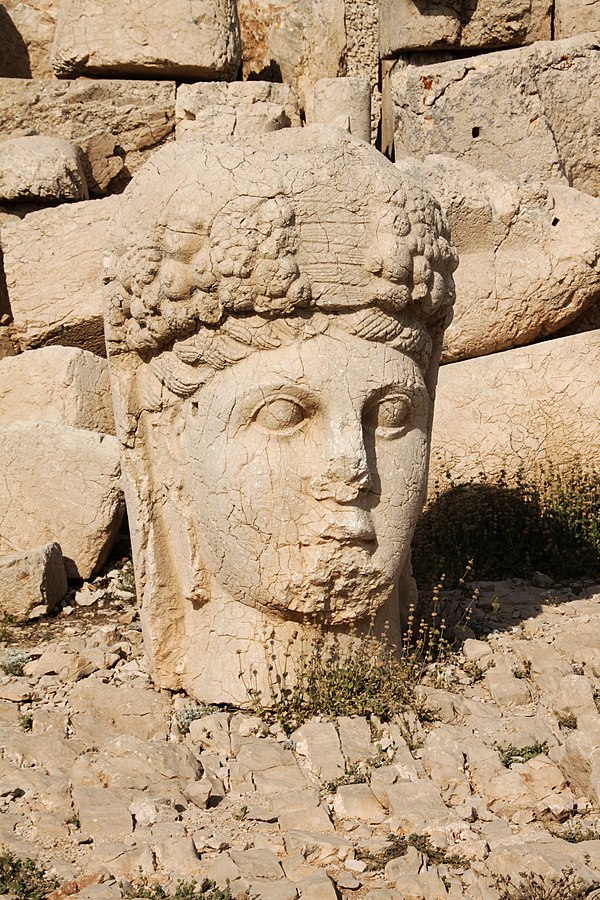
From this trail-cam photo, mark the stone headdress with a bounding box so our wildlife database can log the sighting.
[104,127,458,401]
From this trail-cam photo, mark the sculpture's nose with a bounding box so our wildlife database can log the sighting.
[309,418,372,503]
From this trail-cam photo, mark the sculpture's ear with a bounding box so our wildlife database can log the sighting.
[116,365,212,691]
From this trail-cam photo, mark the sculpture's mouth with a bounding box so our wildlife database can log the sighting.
[312,510,377,544]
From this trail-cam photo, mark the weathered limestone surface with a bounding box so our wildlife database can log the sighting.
[238,0,346,107]
[380,0,551,56]
[51,0,240,80]
[0,79,175,195]
[0,0,58,77]
[0,346,115,434]
[104,128,457,704]
[175,82,301,141]
[0,422,123,579]
[430,331,600,486]
[308,76,371,143]
[555,0,600,37]
[2,196,118,355]
[396,155,600,362]
[0,136,87,203]
[0,542,67,621]
[391,34,600,196]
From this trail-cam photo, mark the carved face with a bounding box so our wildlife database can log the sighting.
[178,329,431,624]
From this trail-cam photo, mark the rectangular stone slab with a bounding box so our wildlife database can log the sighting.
[51,0,240,80]
[0,79,175,194]
[390,34,600,196]
[2,196,118,355]
[380,0,551,56]
[0,422,123,579]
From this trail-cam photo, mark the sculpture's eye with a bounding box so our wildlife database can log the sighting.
[374,394,412,431]
[254,397,306,433]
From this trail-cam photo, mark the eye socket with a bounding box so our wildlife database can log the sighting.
[373,394,412,431]
[253,397,306,433]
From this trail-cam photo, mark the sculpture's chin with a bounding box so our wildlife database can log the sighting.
[222,541,400,625]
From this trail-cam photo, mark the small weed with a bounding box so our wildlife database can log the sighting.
[323,763,369,794]
[18,713,33,731]
[65,814,81,829]
[175,705,218,736]
[573,662,586,676]
[360,833,408,870]
[558,713,578,730]
[359,833,468,871]
[557,825,600,843]
[124,878,241,899]
[0,847,59,900]
[513,660,532,680]
[1,649,30,676]
[462,658,494,683]
[234,805,248,821]
[115,558,136,597]
[243,576,461,734]
[407,833,468,868]
[494,866,599,899]
[593,688,600,714]
[498,741,549,768]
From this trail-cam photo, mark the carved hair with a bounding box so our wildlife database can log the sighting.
[104,130,458,395]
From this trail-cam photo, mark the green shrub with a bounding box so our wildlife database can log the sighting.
[243,602,450,734]
[0,847,59,900]
[412,461,600,587]
[494,867,599,899]
[0,649,30,676]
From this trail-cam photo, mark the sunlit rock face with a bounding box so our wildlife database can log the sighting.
[103,127,457,705]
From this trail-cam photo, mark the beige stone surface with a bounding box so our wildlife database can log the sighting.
[104,127,457,704]
[308,76,371,143]
[0,136,87,203]
[2,196,118,355]
[0,542,67,621]
[0,79,175,196]
[391,34,600,196]
[238,0,345,108]
[555,0,600,38]
[0,0,57,77]
[380,0,551,56]
[0,346,114,434]
[175,82,301,141]
[0,422,123,579]
[430,331,600,487]
[396,154,600,362]
[51,0,240,79]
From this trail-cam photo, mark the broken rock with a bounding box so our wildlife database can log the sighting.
[0,542,67,621]
[0,136,87,202]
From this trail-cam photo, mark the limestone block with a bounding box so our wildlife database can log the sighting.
[0,347,115,434]
[380,0,551,56]
[308,76,371,143]
[51,0,240,79]
[0,542,67,621]
[2,196,118,355]
[0,0,57,78]
[430,331,600,486]
[0,79,175,196]
[396,155,600,362]
[0,422,123,579]
[175,82,301,141]
[555,0,600,38]
[391,35,600,196]
[0,136,87,203]
[237,0,345,108]
[291,721,345,782]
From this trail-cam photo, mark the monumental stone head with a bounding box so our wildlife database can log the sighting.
[104,127,457,703]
